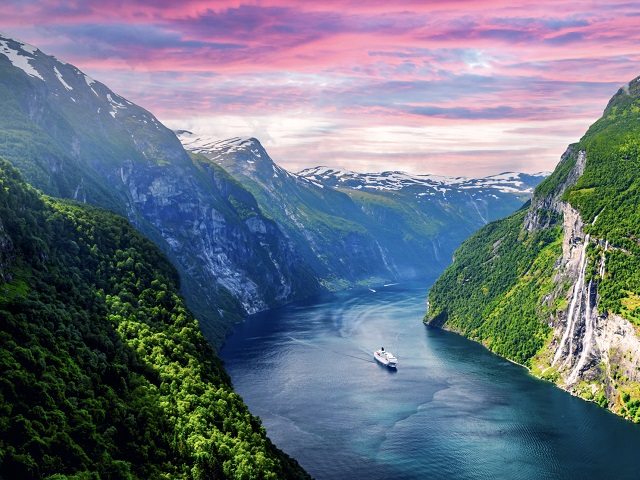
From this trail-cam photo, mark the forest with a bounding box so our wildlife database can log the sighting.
[425,80,640,421]
[0,159,309,479]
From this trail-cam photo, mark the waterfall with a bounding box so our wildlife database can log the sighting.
[567,280,595,383]
[552,236,589,366]
[599,241,608,278]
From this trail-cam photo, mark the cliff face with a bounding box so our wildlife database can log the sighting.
[529,152,640,413]
[178,133,545,289]
[427,76,640,420]
[0,33,322,345]
[119,156,317,317]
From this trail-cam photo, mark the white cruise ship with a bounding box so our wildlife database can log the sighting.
[374,347,397,368]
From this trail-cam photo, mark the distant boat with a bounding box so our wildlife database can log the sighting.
[374,347,397,368]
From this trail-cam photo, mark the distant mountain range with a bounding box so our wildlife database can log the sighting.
[298,166,548,196]
[178,131,546,288]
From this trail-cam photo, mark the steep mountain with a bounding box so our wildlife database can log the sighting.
[0,33,321,345]
[0,159,309,479]
[178,132,546,289]
[426,75,640,421]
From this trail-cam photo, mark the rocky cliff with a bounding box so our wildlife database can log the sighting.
[178,132,545,290]
[426,76,640,421]
[0,33,321,345]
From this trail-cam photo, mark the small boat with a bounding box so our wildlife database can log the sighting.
[374,347,397,368]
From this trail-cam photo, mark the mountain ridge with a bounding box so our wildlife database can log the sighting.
[426,75,640,421]
[177,130,546,289]
[298,165,550,193]
[178,130,549,194]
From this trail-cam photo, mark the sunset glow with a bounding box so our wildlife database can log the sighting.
[3,1,640,175]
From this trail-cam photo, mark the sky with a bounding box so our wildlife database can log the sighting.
[2,1,640,177]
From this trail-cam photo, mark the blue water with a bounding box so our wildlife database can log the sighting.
[220,281,640,479]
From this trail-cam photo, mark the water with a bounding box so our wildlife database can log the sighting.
[220,281,640,479]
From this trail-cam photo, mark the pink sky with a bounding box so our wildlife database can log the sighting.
[2,1,640,176]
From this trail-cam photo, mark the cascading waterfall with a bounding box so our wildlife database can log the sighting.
[567,279,595,384]
[552,236,589,367]
[599,241,608,278]
[562,211,603,382]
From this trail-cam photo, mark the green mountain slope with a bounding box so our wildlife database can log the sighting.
[0,33,322,347]
[426,76,640,420]
[0,159,309,478]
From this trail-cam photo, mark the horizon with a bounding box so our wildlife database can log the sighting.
[2,1,640,176]
[177,130,553,178]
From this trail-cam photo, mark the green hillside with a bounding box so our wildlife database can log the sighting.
[426,208,562,365]
[425,76,640,419]
[568,79,640,321]
[0,159,309,479]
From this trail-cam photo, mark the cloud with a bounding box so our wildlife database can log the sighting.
[544,31,586,46]
[1,1,640,176]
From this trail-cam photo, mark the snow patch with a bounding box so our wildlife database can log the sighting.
[84,74,100,97]
[177,132,259,157]
[54,66,73,90]
[106,93,128,118]
[0,38,43,80]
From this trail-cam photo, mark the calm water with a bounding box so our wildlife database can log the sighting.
[220,281,640,479]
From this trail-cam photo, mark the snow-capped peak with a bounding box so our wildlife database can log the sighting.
[0,33,43,80]
[177,131,258,156]
[298,167,547,196]
[176,132,289,177]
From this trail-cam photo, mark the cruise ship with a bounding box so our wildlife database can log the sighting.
[374,347,397,368]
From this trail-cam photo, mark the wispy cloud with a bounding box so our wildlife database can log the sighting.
[1,1,640,175]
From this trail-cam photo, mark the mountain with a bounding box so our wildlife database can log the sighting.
[178,131,546,288]
[0,159,309,478]
[0,33,322,346]
[298,166,546,200]
[0,31,546,345]
[426,75,640,421]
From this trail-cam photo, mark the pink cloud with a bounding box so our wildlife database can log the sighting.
[1,1,640,175]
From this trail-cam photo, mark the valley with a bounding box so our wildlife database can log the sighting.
[3,26,640,479]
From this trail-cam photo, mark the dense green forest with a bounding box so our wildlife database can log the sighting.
[425,77,640,419]
[0,159,309,479]
[426,208,562,365]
